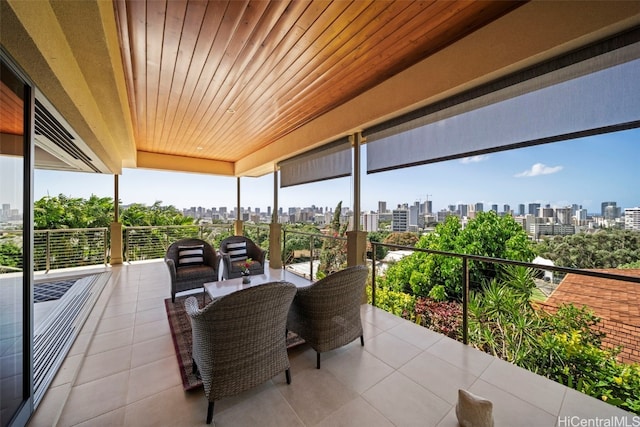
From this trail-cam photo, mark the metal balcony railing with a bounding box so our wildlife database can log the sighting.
[123,224,234,262]
[281,229,347,280]
[33,228,109,272]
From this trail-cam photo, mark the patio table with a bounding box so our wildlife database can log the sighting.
[204,265,312,300]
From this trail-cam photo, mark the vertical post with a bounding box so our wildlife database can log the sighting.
[234,177,243,235]
[114,174,119,223]
[109,174,123,264]
[123,228,128,262]
[45,230,50,272]
[282,229,287,268]
[371,242,377,306]
[272,165,278,224]
[103,229,108,265]
[309,235,314,280]
[352,133,361,232]
[269,166,282,268]
[347,133,367,266]
[462,256,469,345]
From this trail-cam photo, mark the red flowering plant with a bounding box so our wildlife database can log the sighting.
[242,258,252,275]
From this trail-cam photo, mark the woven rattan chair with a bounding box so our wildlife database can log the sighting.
[219,236,266,279]
[165,238,219,302]
[185,281,297,424]
[287,265,369,369]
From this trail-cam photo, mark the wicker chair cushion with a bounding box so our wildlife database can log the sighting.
[226,241,247,261]
[177,245,205,267]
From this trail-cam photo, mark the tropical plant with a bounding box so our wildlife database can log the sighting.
[318,201,348,276]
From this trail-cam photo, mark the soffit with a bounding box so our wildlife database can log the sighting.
[114,0,522,167]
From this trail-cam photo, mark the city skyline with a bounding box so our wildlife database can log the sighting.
[2,128,637,214]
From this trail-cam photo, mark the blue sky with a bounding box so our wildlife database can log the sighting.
[11,127,638,214]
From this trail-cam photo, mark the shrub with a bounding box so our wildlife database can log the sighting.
[428,285,447,301]
[367,286,416,321]
[415,297,461,339]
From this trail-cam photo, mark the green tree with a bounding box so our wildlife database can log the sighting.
[382,231,419,247]
[537,229,640,269]
[120,201,193,226]
[282,223,322,264]
[0,240,22,269]
[380,212,535,299]
[367,231,390,261]
[318,201,347,276]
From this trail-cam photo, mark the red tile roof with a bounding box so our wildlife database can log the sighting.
[542,269,640,364]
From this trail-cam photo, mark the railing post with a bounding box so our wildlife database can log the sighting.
[309,235,314,280]
[104,229,108,265]
[371,242,377,307]
[45,230,51,272]
[282,229,287,268]
[124,228,129,262]
[462,256,469,345]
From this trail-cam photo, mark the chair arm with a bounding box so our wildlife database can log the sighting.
[256,248,267,265]
[184,296,202,318]
[165,258,177,283]
[220,253,233,271]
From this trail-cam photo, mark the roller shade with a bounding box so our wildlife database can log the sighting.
[279,137,352,188]
[366,31,640,174]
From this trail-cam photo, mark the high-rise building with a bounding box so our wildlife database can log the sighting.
[575,208,588,225]
[458,204,468,217]
[528,203,541,215]
[423,200,433,215]
[392,208,409,232]
[503,204,511,214]
[601,201,617,217]
[378,201,387,213]
[409,203,423,228]
[625,207,640,231]
[475,202,484,213]
[604,205,621,220]
[540,207,555,219]
[491,204,498,213]
[555,207,573,225]
[362,212,379,232]
[518,204,525,216]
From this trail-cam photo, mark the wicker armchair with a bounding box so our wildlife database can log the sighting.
[165,238,219,302]
[185,281,297,424]
[219,236,266,279]
[287,265,369,369]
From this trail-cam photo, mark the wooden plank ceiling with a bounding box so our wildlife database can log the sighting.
[114,0,522,165]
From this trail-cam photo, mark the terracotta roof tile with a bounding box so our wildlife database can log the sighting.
[544,269,640,364]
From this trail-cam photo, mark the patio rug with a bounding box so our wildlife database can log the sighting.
[164,294,305,391]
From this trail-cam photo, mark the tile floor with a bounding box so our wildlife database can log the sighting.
[28,260,637,426]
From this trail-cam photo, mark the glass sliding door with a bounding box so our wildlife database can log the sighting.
[0,56,33,426]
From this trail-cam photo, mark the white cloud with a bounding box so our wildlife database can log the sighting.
[460,155,490,164]
[515,163,563,178]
